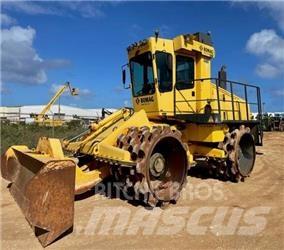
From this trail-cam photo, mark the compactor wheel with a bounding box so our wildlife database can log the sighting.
[115,126,188,207]
[217,125,256,182]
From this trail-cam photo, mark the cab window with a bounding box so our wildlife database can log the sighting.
[176,56,194,90]
[130,52,155,97]
[156,52,173,92]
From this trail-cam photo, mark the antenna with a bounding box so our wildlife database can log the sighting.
[155,29,159,41]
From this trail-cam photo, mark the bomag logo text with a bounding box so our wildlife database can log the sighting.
[204,47,214,55]
[199,45,214,56]
[136,96,154,105]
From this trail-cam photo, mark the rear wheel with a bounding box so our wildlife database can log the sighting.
[218,125,256,182]
[237,132,255,177]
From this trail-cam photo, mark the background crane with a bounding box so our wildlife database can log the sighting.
[31,82,78,126]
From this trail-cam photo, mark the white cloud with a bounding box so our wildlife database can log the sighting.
[233,1,284,32]
[255,64,281,79]
[50,84,91,97]
[1,25,70,85]
[0,82,10,94]
[3,1,105,19]
[2,25,35,44]
[246,29,284,79]
[273,89,284,97]
[80,88,91,96]
[3,2,62,16]
[60,2,105,18]
[129,23,171,40]
[1,13,16,26]
[246,29,284,63]
[43,59,71,69]
[124,100,130,107]
[114,86,124,93]
[257,1,284,32]
[159,24,171,36]
[50,84,68,95]
[1,26,46,84]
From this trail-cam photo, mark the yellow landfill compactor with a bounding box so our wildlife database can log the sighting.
[1,32,263,246]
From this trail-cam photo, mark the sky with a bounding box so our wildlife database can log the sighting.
[1,1,284,112]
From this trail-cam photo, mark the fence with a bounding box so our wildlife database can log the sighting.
[0,111,100,125]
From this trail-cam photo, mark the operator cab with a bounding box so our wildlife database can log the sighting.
[125,32,215,120]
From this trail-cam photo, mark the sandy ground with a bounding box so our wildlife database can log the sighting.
[1,132,284,250]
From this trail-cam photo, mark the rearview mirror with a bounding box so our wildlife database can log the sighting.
[121,63,130,89]
[122,69,126,85]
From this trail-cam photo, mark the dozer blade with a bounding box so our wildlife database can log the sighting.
[1,146,76,247]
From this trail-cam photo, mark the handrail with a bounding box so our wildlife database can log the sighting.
[173,77,262,124]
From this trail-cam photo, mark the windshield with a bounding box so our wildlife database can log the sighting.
[130,52,155,97]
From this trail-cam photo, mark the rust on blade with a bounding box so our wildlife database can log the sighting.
[1,147,76,247]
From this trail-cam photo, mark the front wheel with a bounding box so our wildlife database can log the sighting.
[116,126,188,207]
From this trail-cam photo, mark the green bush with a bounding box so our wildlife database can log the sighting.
[0,122,86,154]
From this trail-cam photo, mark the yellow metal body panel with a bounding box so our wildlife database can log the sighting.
[175,80,250,121]
[173,34,215,58]
[65,108,154,164]
[182,124,229,143]
[36,137,65,159]
[75,165,110,194]
[65,109,131,152]
[130,38,175,118]
[188,144,226,159]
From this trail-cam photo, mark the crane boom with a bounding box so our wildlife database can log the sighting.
[35,82,77,122]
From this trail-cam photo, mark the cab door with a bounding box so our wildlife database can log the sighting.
[154,51,174,116]
[174,55,197,116]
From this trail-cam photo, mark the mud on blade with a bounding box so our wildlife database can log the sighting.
[1,146,76,247]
